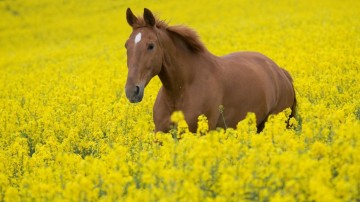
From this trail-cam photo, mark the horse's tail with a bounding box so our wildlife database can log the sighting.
[290,94,297,119]
[281,68,297,119]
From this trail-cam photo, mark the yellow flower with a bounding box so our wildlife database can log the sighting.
[310,141,329,160]
[170,111,189,138]
[197,114,209,135]
[4,187,20,202]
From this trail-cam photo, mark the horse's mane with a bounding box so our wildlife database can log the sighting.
[166,25,206,53]
[133,16,206,53]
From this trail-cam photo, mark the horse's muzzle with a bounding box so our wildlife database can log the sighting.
[125,85,144,103]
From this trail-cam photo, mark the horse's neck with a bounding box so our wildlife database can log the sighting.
[158,50,191,94]
[158,47,211,96]
[157,30,216,95]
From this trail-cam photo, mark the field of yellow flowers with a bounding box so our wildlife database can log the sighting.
[1,0,360,201]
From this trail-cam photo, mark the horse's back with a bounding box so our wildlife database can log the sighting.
[218,52,295,126]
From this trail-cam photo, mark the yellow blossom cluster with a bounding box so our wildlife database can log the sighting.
[1,0,359,201]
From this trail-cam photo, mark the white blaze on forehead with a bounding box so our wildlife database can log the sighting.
[134,32,142,45]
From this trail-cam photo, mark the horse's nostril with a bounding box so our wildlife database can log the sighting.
[135,85,140,95]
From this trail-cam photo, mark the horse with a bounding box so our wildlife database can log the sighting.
[124,8,296,133]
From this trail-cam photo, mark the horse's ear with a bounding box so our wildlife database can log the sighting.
[143,8,156,27]
[126,8,137,27]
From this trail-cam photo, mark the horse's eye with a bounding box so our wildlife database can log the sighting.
[148,43,154,50]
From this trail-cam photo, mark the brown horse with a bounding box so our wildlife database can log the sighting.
[124,8,296,133]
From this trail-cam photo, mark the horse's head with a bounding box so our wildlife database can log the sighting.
[124,8,164,103]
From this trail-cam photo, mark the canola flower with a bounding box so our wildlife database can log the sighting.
[0,0,360,201]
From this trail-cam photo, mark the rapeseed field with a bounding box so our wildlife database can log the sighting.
[1,0,359,201]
